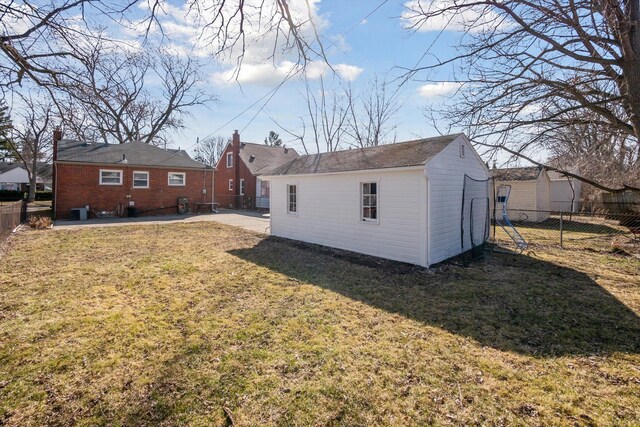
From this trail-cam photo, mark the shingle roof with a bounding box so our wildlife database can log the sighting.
[491,166,543,181]
[56,140,208,169]
[261,134,462,176]
[239,143,300,175]
[0,162,20,174]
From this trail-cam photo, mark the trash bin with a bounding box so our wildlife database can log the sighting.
[70,208,88,221]
[127,207,139,217]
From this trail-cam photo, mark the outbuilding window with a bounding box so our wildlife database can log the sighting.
[226,152,233,168]
[133,171,149,188]
[99,169,122,185]
[361,182,378,222]
[168,172,186,186]
[287,184,297,214]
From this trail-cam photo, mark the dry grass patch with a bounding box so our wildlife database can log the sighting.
[0,222,639,426]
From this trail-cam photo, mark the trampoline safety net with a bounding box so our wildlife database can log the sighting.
[460,175,491,263]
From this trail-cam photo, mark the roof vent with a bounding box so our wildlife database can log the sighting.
[240,142,246,149]
[121,154,128,164]
[84,141,92,147]
[283,148,289,154]
[249,155,255,163]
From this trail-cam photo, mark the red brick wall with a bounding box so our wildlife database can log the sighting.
[214,132,257,209]
[54,163,213,219]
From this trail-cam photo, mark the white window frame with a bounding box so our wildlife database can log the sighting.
[99,169,123,185]
[132,171,149,189]
[361,181,379,224]
[226,152,233,168]
[460,143,466,158]
[228,179,234,191]
[240,178,245,195]
[168,172,186,186]
[287,184,297,215]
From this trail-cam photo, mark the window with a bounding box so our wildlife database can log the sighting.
[228,179,234,191]
[460,143,466,158]
[240,178,245,195]
[361,182,378,222]
[260,180,270,197]
[168,172,185,186]
[287,184,297,214]
[133,171,149,188]
[226,152,233,168]
[99,169,122,185]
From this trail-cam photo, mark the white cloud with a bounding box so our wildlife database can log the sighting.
[417,82,462,97]
[401,0,509,33]
[211,60,363,86]
[335,64,363,81]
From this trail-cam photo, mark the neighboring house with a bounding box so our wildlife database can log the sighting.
[261,134,489,267]
[491,166,551,222]
[214,130,299,209]
[547,170,582,212]
[53,131,214,219]
[0,162,51,192]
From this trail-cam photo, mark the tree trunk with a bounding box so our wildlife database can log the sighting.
[28,158,37,202]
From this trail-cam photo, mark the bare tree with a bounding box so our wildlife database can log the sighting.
[195,135,227,166]
[404,0,640,192]
[345,77,399,148]
[543,112,639,197]
[5,94,53,201]
[0,1,323,89]
[303,76,349,152]
[55,38,215,145]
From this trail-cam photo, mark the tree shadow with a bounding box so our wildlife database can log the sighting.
[228,237,640,357]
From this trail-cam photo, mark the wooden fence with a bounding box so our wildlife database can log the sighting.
[0,200,27,240]
[600,191,640,213]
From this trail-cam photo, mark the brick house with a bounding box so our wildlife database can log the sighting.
[53,131,214,219]
[215,130,299,209]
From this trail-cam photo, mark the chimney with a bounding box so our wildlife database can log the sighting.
[53,127,62,162]
[52,127,62,220]
[492,160,497,170]
[232,130,241,207]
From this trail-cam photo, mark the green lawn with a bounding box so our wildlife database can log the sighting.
[0,222,639,426]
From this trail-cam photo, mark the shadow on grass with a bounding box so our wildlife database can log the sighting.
[509,217,623,235]
[229,237,640,357]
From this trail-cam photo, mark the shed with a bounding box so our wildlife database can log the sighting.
[260,134,489,267]
[547,170,582,212]
[491,166,551,222]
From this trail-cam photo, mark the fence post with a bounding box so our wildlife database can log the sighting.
[560,212,564,248]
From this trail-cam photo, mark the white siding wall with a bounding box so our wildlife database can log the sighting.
[269,168,427,266]
[425,137,489,265]
[534,172,551,221]
[550,179,581,212]
[495,179,550,222]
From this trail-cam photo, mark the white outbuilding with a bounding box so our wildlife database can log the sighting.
[491,166,551,222]
[260,134,489,267]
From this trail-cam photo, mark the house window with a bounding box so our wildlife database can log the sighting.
[99,169,122,185]
[240,178,245,195]
[228,179,234,191]
[287,184,297,214]
[133,171,149,188]
[361,182,378,222]
[260,180,270,197]
[168,172,185,186]
[226,152,233,168]
[460,143,466,158]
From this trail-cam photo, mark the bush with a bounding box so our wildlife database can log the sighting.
[27,215,52,229]
[35,191,52,201]
[0,190,23,201]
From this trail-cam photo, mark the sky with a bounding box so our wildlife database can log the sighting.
[112,0,468,158]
